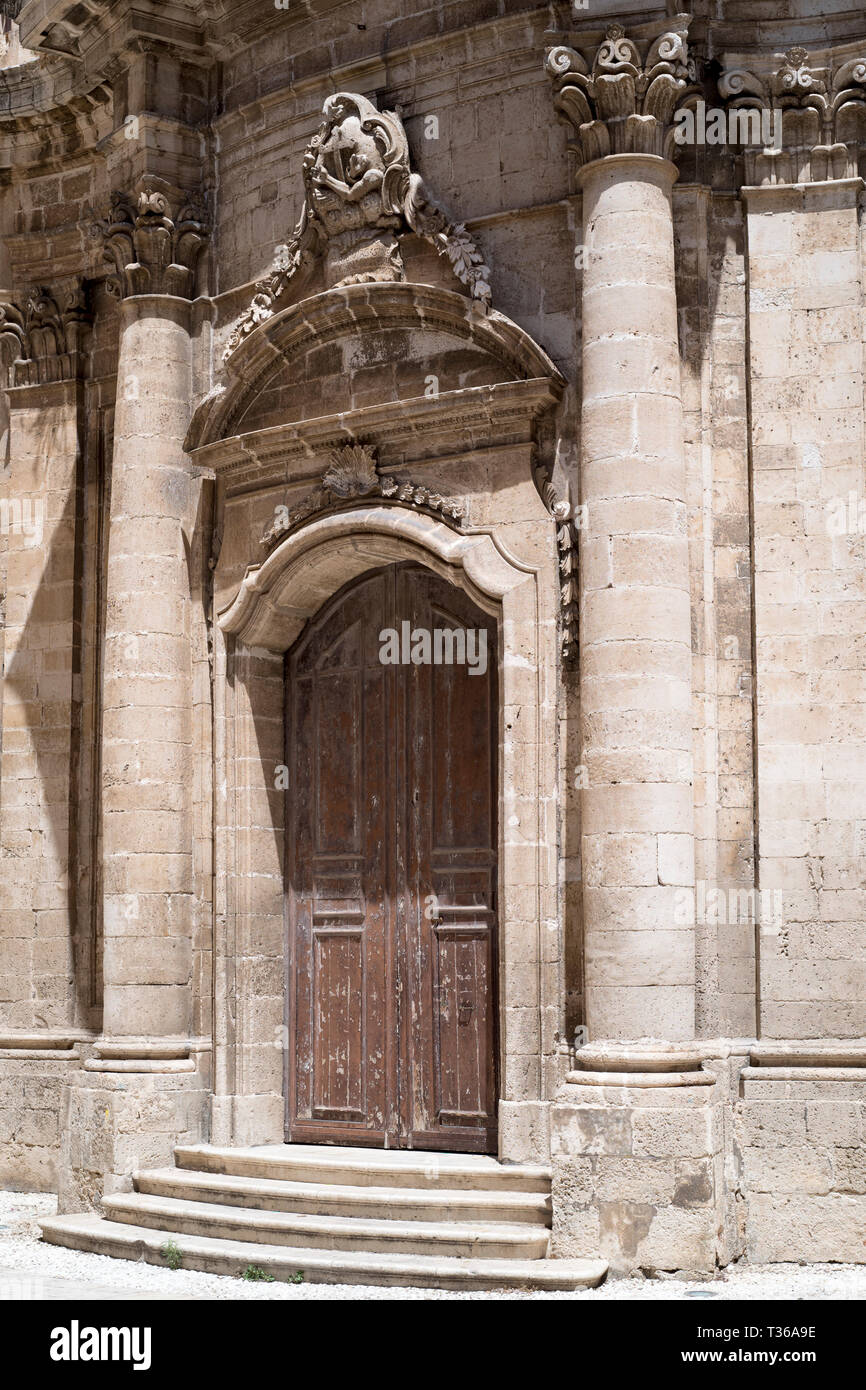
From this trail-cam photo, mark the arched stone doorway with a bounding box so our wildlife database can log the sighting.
[211,503,561,1161]
[286,561,498,1152]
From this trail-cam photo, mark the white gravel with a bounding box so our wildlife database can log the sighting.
[2,1191,865,1300]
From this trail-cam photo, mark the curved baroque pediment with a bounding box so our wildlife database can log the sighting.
[186,281,564,452]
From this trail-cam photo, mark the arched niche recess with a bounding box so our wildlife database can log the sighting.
[186,280,568,1162]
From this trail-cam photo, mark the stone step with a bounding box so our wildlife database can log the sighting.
[102,1192,550,1259]
[40,1214,607,1292]
[173,1143,551,1193]
[136,1166,551,1226]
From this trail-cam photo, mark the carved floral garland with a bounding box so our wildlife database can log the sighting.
[260,445,466,550]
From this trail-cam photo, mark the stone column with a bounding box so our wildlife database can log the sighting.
[99,181,207,1048]
[547,22,697,1043]
[57,181,210,1209]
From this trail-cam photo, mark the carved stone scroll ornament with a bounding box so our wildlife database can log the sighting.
[97,179,208,300]
[719,48,866,183]
[545,20,699,164]
[225,92,491,361]
[259,444,466,551]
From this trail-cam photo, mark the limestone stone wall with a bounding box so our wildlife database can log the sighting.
[675,186,758,1039]
[0,0,865,1267]
[735,1045,866,1263]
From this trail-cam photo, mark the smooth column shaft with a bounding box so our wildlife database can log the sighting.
[578,155,696,1041]
[101,296,196,1039]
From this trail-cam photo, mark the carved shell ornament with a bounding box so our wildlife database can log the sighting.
[260,445,466,551]
[225,93,491,360]
[320,444,380,498]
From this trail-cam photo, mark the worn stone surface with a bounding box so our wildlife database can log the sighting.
[0,1,865,1268]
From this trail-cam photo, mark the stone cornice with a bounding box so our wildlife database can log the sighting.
[545,15,700,165]
[189,378,562,486]
[191,282,562,450]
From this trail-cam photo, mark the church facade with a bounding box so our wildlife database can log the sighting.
[1,0,865,1281]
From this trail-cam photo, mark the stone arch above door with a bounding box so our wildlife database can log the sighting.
[186,280,564,450]
[218,504,530,651]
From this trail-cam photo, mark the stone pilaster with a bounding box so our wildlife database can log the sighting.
[736,1043,866,1263]
[0,284,92,1041]
[546,20,698,1042]
[0,285,95,1188]
[717,47,866,1042]
[719,47,866,186]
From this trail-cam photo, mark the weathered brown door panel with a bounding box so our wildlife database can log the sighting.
[287,571,393,1145]
[286,563,498,1152]
[398,568,499,1152]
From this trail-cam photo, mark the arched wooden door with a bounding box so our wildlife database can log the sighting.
[285,562,498,1152]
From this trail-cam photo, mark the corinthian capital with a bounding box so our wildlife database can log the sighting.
[545,17,699,165]
[719,48,866,185]
[0,281,91,386]
[98,178,208,300]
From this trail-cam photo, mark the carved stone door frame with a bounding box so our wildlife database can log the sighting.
[209,501,562,1161]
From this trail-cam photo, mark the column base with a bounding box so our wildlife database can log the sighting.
[58,1065,209,1213]
[549,1044,729,1275]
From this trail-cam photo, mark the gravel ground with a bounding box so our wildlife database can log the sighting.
[2,1191,865,1301]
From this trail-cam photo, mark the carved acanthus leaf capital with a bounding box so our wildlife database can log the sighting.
[0,280,91,385]
[719,48,866,184]
[97,178,208,299]
[545,18,699,164]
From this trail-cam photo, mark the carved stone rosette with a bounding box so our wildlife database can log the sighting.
[260,444,466,551]
[545,19,699,164]
[225,92,491,360]
[0,281,91,385]
[720,48,866,184]
[98,178,208,299]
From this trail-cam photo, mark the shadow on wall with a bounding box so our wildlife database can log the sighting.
[0,357,98,1034]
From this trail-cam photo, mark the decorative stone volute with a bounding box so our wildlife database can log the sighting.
[224,92,491,360]
[545,17,699,164]
[98,177,208,299]
[719,47,866,183]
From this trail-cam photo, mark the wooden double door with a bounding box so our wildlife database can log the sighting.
[285,562,498,1152]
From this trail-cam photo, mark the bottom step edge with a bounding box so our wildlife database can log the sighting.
[38,1215,608,1293]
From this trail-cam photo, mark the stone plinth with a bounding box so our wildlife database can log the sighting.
[550,1045,725,1275]
[736,1043,866,1263]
